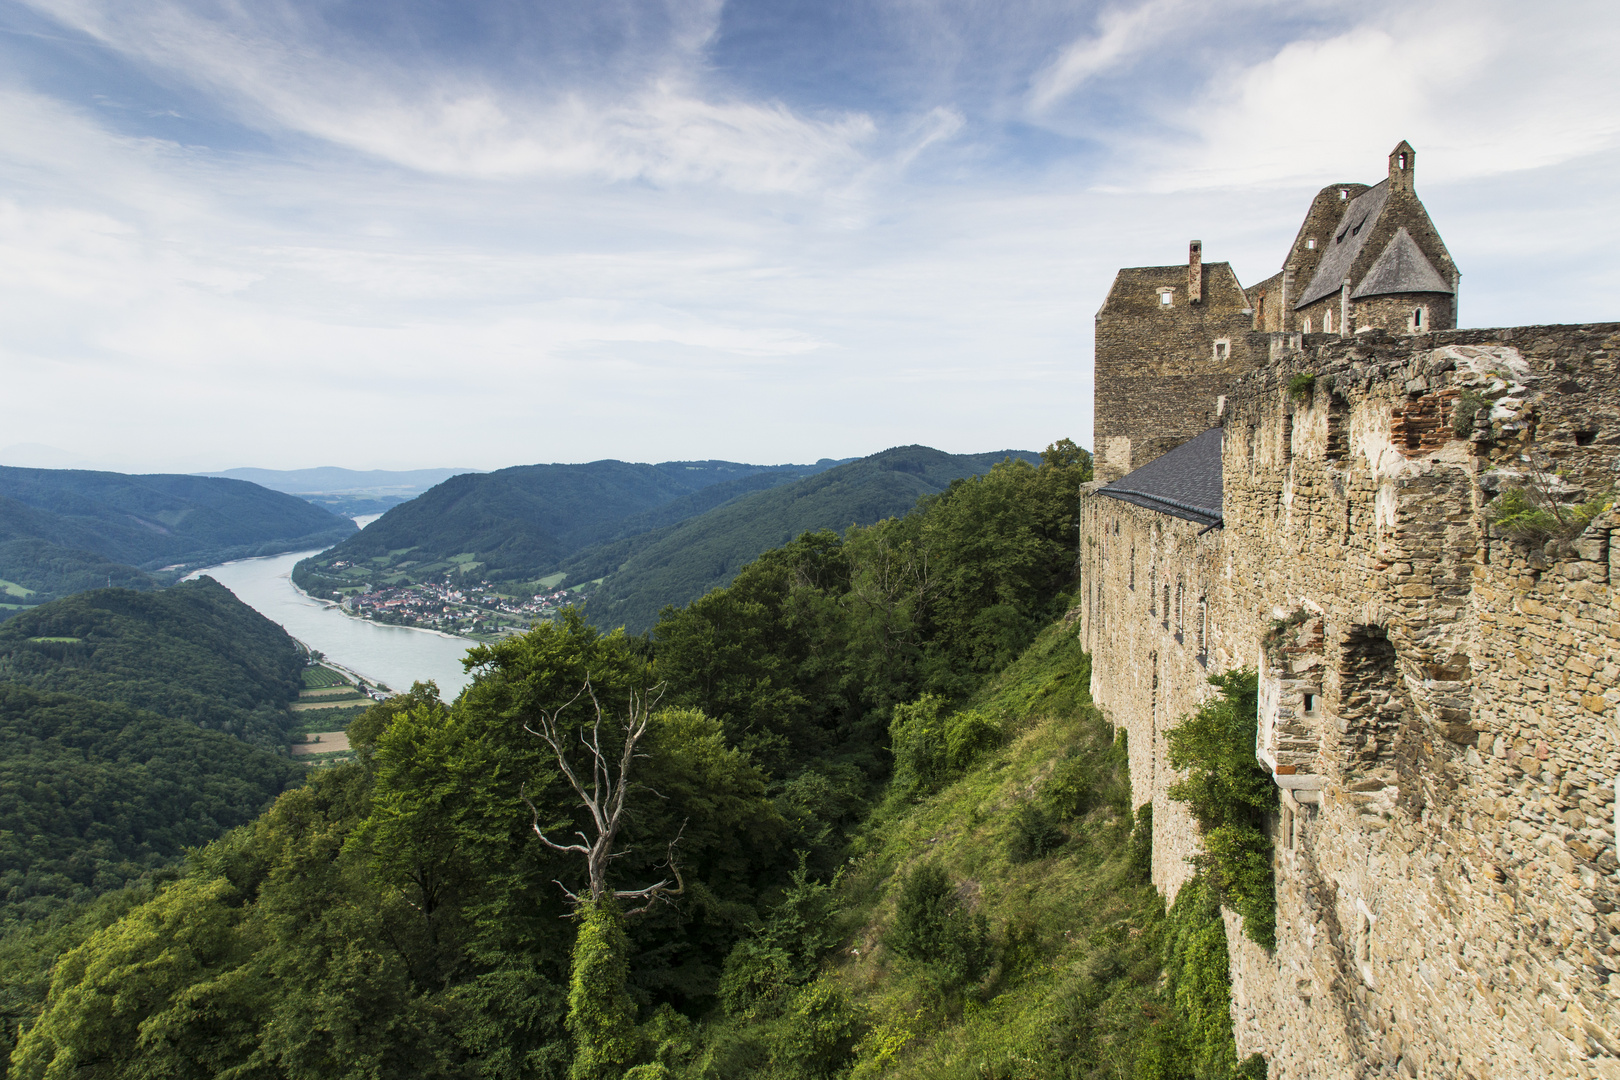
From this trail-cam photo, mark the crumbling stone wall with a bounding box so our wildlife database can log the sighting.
[1083,322,1620,1078]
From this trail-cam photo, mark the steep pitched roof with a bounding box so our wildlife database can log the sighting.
[1096,427,1223,527]
[1295,181,1391,308]
[1352,227,1452,298]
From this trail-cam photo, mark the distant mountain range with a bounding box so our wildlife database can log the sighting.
[198,466,479,518]
[0,466,357,620]
[294,447,1036,634]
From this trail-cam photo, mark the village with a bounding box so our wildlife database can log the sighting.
[339,576,581,638]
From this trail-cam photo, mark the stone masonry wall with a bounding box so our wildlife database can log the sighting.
[1078,493,1228,899]
[1083,322,1620,1078]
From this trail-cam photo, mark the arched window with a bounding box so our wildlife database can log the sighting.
[1411,306,1427,332]
[1324,309,1333,334]
[1303,317,1313,334]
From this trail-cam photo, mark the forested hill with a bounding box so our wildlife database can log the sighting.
[0,578,308,934]
[0,578,306,745]
[2,442,1257,1079]
[0,539,156,619]
[0,467,355,624]
[573,445,1040,633]
[294,457,846,593]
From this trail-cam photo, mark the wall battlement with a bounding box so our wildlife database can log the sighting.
[1081,321,1620,1077]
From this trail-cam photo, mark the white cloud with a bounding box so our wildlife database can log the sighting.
[1124,0,1620,192]
[1028,0,1192,111]
[22,0,879,193]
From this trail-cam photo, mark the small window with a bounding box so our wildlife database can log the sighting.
[1281,803,1296,850]
[1338,188,1349,200]
[1306,237,1317,250]
[1302,691,1319,717]
[1213,339,1229,361]
[1324,309,1333,334]
[1303,317,1313,334]
[1412,306,1427,332]
[1398,152,1408,169]
[1158,288,1174,306]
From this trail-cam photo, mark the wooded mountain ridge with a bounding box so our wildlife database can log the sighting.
[295,447,1035,633]
[0,466,357,621]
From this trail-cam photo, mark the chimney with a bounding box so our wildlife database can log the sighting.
[1388,140,1415,194]
[1188,241,1203,304]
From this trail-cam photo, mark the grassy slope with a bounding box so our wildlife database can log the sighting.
[828,622,1169,1077]
[686,617,1246,1079]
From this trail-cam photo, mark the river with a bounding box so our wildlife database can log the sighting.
[187,540,478,697]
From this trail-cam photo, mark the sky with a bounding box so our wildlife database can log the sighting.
[1,0,1617,473]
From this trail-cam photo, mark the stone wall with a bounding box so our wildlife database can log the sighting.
[1082,322,1620,1078]
[1094,259,1257,483]
[1078,492,1228,899]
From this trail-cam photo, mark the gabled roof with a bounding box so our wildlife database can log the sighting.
[1096,427,1223,528]
[1295,181,1391,308]
[1352,227,1451,298]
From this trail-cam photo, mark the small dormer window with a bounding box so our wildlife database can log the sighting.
[1213,339,1229,361]
[1338,188,1349,200]
[1306,237,1317,250]
[1158,288,1173,307]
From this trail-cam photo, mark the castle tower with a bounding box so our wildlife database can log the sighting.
[1092,241,1255,484]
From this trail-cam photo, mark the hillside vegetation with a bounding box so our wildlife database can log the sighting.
[295,459,840,596]
[2,439,1259,1079]
[0,467,356,573]
[0,540,155,621]
[0,581,309,933]
[0,579,306,745]
[575,446,1041,633]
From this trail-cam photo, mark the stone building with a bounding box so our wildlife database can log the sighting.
[1094,142,1459,485]
[1080,144,1620,1078]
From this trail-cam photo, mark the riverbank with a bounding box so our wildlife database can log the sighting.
[186,551,478,697]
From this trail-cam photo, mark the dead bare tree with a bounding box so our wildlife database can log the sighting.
[521,679,684,915]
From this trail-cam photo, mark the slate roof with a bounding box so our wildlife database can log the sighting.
[1296,181,1391,308]
[1352,227,1451,298]
[1096,427,1223,528]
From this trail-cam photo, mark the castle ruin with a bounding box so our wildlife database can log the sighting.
[1080,143,1620,1078]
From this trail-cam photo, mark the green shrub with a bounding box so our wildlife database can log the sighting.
[1285,372,1316,402]
[1139,875,1254,1080]
[1129,802,1154,883]
[720,856,841,1020]
[1007,802,1065,863]
[889,694,949,795]
[1452,388,1490,437]
[1488,486,1612,543]
[770,982,863,1079]
[944,709,1002,770]
[1166,669,1276,949]
[886,862,991,989]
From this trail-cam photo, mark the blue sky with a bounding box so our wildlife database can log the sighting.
[1,0,1617,472]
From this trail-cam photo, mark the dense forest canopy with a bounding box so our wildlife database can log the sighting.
[0,579,306,745]
[0,467,355,572]
[0,440,1263,1079]
[0,540,155,622]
